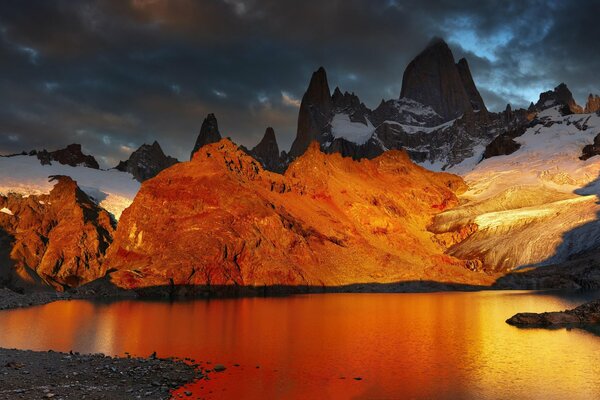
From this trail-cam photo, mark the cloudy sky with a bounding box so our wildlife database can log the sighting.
[1,0,599,166]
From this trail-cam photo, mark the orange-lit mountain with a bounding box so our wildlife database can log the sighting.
[0,176,115,290]
[104,139,493,293]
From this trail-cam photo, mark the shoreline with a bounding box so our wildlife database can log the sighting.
[0,348,202,400]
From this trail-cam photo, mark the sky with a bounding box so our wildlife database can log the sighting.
[1,0,600,167]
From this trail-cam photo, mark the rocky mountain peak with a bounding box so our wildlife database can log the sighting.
[249,127,282,172]
[115,141,178,182]
[585,93,600,113]
[535,83,583,114]
[190,113,222,160]
[400,38,485,121]
[35,144,99,169]
[288,67,332,158]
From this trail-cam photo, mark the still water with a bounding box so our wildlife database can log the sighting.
[0,291,599,399]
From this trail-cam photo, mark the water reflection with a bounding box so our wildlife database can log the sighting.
[0,291,599,399]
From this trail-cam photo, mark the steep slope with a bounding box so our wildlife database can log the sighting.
[400,38,483,120]
[190,113,222,160]
[0,176,115,290]
[431,106,600,272]
[115,141,178,182]
[248,127,284,172]
[0,154,139,220]
[105,139,493,293]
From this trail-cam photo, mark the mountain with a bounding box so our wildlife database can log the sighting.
[276,38,528,172]
[0,152,139,220]
[33,144,99,169]
[190,113,222,160]
[400,37,486,120]
[115,141,178,182]
[431,105,600,276]
[288,67,333,158]
[104,139,493,294]
[534,83,583,114]
[247,127,285,173]
[0,176,115,291]
[585,93,600,113]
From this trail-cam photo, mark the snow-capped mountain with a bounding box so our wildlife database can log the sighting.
[431,104,600,273]
[0,149,139,220]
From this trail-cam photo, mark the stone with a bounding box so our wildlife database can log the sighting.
[115,141,178,182]
[190,113,222,159]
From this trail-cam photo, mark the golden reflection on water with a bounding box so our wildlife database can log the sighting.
[0,291,599,399]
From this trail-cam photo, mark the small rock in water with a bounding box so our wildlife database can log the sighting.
[213,364,227,372]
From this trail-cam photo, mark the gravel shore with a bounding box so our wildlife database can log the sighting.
[0,348,202,400]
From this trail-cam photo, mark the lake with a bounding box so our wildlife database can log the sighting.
[0,290,599,399]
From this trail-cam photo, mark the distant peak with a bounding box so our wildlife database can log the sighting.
[426,36,449,49]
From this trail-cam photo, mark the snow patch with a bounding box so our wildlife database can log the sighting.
[0,155,140,220]
[0,207,13,216]
[331,113,375,145]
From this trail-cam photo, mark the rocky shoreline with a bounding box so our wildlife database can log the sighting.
[506,299,600,327]
[0,348,202,400]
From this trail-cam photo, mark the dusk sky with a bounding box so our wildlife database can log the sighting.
[2,0,600,167]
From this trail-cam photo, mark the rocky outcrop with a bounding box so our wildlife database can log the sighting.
[482,125,527,159]
[456,58,487,113]
[534,83,583,114]
[115,141,178,182]
[400,38,484,121]
[248,127,283,173]
[580,132,600,160]
[506,299,600,327]
[190,113,222,160]
[585,94,600,114]
[104,139,493,293]
[0,176,115,291]
[288,67,332,158]
[34,144,99,169]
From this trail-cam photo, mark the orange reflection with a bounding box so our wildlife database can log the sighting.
[0,292,599,399]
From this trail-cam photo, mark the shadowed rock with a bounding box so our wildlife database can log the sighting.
[190,113,222,159]
[535,83,583,114]
[288,67,332,158]
[249,127,283,172]
[507,299,600,327]
[115,141,178,182]
[400,38,483,121]
[35,144,99,169]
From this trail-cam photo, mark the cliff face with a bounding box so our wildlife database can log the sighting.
[104,139,491,292]
[400,38,483,121]
[0,176,115,290]
[115,141,178,182]
[190,113,222,160]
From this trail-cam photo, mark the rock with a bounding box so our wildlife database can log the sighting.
[213,364,226,372]
[248,127,283,172]
[400,37,483,121]
[190,113,222,160]
[585,93,600,114]
[534,83,583,114]
[580,132,600,160]
[0,176,115,291]
[288,67,332,158]
[115,141,178,182]
[506,299,600,327]
[482,126,526,159]
[35,144,99,169]
[104,139,493,294]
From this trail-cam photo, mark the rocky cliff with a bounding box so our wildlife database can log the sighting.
[115,141,178,182]
[247,127,284,173]
[190,113,222,160]
[104,139,492,293]
[0,176,115,291]
[34,144,99,169]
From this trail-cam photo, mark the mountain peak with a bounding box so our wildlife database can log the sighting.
[288,67,333,158]
[535,83,583,114]
[190,113,222,160]
[400,38,484,120]
[116,140,178,182]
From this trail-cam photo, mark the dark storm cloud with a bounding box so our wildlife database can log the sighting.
[1,0,599,166]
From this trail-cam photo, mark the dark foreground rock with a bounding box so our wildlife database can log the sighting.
[0,348,202,400]
[506,299,600,327]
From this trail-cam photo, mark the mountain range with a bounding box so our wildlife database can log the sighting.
[2,38,600,294]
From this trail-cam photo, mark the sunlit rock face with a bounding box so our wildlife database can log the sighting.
[432,107,600,272]
[0,176,115,290]
[104,139,494,291]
